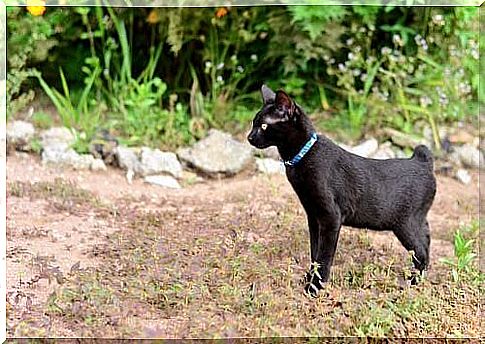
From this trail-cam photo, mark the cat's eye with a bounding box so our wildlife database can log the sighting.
[261,123,268,131]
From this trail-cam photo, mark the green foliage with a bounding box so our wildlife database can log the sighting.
[6,6,479,148]
[33,64,102,153]
[6,7,54,118]
[31,111,53,129]
[324,7,478,143]
[289,6,347,42]
[441,220,482,284]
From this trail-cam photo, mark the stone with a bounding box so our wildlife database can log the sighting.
[144,175,182,189]
[455,169,471,185]
[349,138,379,158]
[70,154,95,170]
[41,145,73,165]
[256,158,284,175]
[384,128,427,149]
[115,146,141,172]
[41,146,93,170]
[40,127,75,149]
[139,147,183,178]
[177,129,253,176]
[454,144,484,170]
[6,120,35,151]
[90,158,107,171]
[254,146,280,160]
[371,142,396,160]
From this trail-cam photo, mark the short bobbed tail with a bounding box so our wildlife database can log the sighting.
[412,145,434,168]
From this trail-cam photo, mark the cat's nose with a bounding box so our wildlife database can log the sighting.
[247,132,255,144]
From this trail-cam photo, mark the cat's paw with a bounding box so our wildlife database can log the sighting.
[303,263,326,297]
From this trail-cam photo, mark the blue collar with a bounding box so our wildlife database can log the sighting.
[284,132,318,167]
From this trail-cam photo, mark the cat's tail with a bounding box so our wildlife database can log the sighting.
[412,145,434,169]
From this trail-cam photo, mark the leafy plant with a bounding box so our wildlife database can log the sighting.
[440,221,481,283]
[33,63,102,153]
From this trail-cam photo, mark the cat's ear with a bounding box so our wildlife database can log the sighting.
[261,84,276,104]
[275,90,295,117]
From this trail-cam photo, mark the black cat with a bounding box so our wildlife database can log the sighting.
[247,85,436,297]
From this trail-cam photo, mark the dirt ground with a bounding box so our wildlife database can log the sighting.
[5,151,482,338]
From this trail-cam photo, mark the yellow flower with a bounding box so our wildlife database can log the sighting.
[215,7,228,18]
[26,0,46,16]
[147,9,160,24]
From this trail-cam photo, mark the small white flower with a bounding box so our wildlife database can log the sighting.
[420,96,432,107]
[432,14,445,26]
[439,95,448,106]
[237,66,244,73]
[471,48,479,60]
[250,54,258,62]
[230,55,237,62]
[346,38,354,46]
[205,61,212,69]
[392,34,404,47]
[353,69,361,76]
[458,82,471,95]
[338,63,346,72]
[217,75,224,83]
[381,47,392,55]
[348,52,355,61]
[216,62,224,70]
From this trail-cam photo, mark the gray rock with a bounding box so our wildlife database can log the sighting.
[90,158,107,171]
[71,154,95,170]
[256,158,284,175]
[370,142,396,160]
[41,145,73,165]
[254,146,280,160]
[177,129,253,176]
[384,128,427,149]
[454,144,484,169]
[349,138,378,158]
[41,145,93,170]
[144,175,181,189]
[6,120,35,150]
[393,147,409,159]
[455,169,471,184]
[115,146,141,172]
[40,127,75,149]
[139,147,182,178]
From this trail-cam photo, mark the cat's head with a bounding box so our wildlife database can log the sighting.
[247,85,299,149]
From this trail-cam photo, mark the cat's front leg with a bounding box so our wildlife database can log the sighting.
[304,210,341,297]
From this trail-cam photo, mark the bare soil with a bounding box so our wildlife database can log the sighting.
[5,151,481,338]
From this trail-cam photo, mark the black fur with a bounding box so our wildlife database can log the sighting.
[247,85,437,296]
